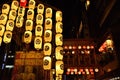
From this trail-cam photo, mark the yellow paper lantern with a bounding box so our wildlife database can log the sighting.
[36,14,43,25]
[45,18,52,30]
[0,24,5,36]
[37,4,44,14]
[34,36,42,50]
[2,4,10,15]
[0,14,7,25]
[56,11,62,22]
[11,0,19,11]
[56,22,63,33]
[56,61,64,75]
[24,31,32,44]
[9,9,16,20]
[55,34,63,46]
[35,25,43,37]
[16,15,24,28]
[44,30,52,42]
[27,9,34,20]
[55,47,63,60]
[6,20,14,31]
[43,43,52,56]
[25,20,33,31]
[3,30,12,44]
[43,56,51,70]
[0,36,2,46]
[18,7,25,16]
[45,8,52,18]
[28,0,36,9]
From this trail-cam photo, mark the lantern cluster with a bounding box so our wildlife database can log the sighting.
[0,0,19,45]
[66,68,99,75]
[43,7,53,70]
[55,10,64,79]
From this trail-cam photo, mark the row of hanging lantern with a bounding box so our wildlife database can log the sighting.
[0,0,19,45]
[23,0,35,44]
[55,10,64,80]
[43,7,53,70]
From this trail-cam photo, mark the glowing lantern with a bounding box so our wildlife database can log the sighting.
[106,39,113,48]
[56,22,63,33]
[45,8,52,18]
[0,24,5,36]
[9,9,16,20]
[56,61,64,75]
[0,37,2,46]
[2,4,10,15]
[11,0,19,11]
[55,47,63,60]
[55,34,63,46]
[28,0,36,9]
[95,68,99,72]
[43,43,52,56]
[3,31,12,44]
[20,0,27,7]
[24,31,32,44]
[35,25,43,37]
[44,30,52,42]
[0,14,7,25]
[6,20,14,31]
[27,9,34,20]
[45,18,52,30]
[25,20,33,31]
[18,7,25,16]
[16,15,24,28]
[34,36,42,50]
[37,4,44,14]
[56,11,62,22]
[43,56,51,70]
[36,14,43,25]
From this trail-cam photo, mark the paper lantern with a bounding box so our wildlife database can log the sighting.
[36,14,43,25]
[24,31,32,44]
[45,8,52,18]
[55,34,63,46]
[3,31,12,44]
[11,0,19,11]
[55,47,63,60]
[2,4,10,15]
[0,24,5,36]
[37,4,44,14]
[18,7,25,16]
[45,18,52,30]
[56,11,62,22]
[16,15,24,28]
[0,37,2,46]
[56,22,63,33]
[9,9,16,20]
[56,61,64,75]
[6,20,14,31]
[34,36,42,50]
[28,0,36,9]
[43,56,51,70]
[20,0,27,7]
[25,20,33,31]
[35,25,43,37]
[44,30,52,42]
[0,14,7,25]
[43,43,52,56]
[27,9,34,20]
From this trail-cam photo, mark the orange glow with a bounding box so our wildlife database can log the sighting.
[91,72,94,75]
[73,46,76,49]
[82,72,85,74]
[80,69,83,72]
[91,46,94,49]
[69,46,72,49]
[89,68,93,72]
[87,46,90,49]
[83,46,86,49]
[95,68,99,72]
[67,68,70,72]
[78,71,81,75]
[66,72,69,75]
[72,51,75,54]
[64,46,68,49]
